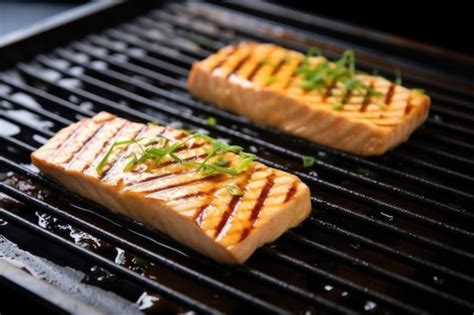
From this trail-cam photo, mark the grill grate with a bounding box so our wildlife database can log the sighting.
[1,1,473,314]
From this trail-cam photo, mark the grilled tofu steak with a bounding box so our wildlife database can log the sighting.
[188,42,431,155]
[31,112,311,263]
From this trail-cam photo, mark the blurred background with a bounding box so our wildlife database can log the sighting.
[1,1,472,54]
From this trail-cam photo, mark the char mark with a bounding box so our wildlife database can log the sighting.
[360,80,375,113]
[64,121,108,167]
[48,119,88,161]
[228,53,252,79]
[145,174,221,195]
[284,181,298,203]
[100,125,148,179]
[211,47,237,72]
[385,83,395,105]
[83,121,130,172]
[239,173,276,241]
[213,166,255,240]
[282,60,302,91]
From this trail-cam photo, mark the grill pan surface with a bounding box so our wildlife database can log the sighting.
[1,1,473,314]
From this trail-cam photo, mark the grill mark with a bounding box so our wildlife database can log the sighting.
[247,47,275,82]
[213,166,256,240]
[341,87,353,105]
[385,83,395,105]
[239,173,276,242]
[215,196,240,239]
[128,170,188,188]
[239,226,251,241]
[193,192,217,225]
[264,56,287,87]
[48,119,88,161]
[191,159,234,224]
[405,105,413,115]
[82,121,130,173]
[145,174,221,195]
[63,121,109,168]
[247,61,264,82]
[194,160,248,225]
[360,80,374,113]
[171,191,207,202]
[175,132,188,140]
[194,204,209,225]
[284,181,298,203]
[159,152,207,168]
[321,80,337,101]
[282,60,303,91]
[227,52,251,79]
[100,125,148,179]
[211,47,236,72]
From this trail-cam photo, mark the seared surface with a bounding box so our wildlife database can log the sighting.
[188,42,431,155]
[31,112,311,263]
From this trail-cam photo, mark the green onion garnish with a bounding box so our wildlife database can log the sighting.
[356,167,371,176]
[132,256,148,268]
[206,116,217,127]
[302,155,315,167]
[295,47,387,100]
[96,138,144,175]
[412,88,425,94]
[147,122,161,126]
[331,102,343,110]
[226,184,243,196]
[96,131,256,177]
[395,68,402,85]
[266,75,278,85]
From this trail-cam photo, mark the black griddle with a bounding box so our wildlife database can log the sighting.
[0,1,473,314]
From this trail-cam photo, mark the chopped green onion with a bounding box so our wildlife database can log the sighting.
[306,46,322,57]
[132,256,148,268]
[123,153,138,172]
[214,156,229,166]
[302,155,315,167]
[96,138,143,175]
[233,152,256,174]
[295,47,394,107]
[412,88,425,94]
[331,102,343,110]
[226,184,244,196]
[96,129,256,177]
[356,167,370,176]
[206,116,217,127]
[395,68,402,85]
[266,75,278,85]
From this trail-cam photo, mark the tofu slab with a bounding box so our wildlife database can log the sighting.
[31,112,311,263]
[187,42,431,155]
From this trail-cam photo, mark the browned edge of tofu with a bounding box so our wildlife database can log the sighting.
[30,112,312,263]
[187,42,431,156]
